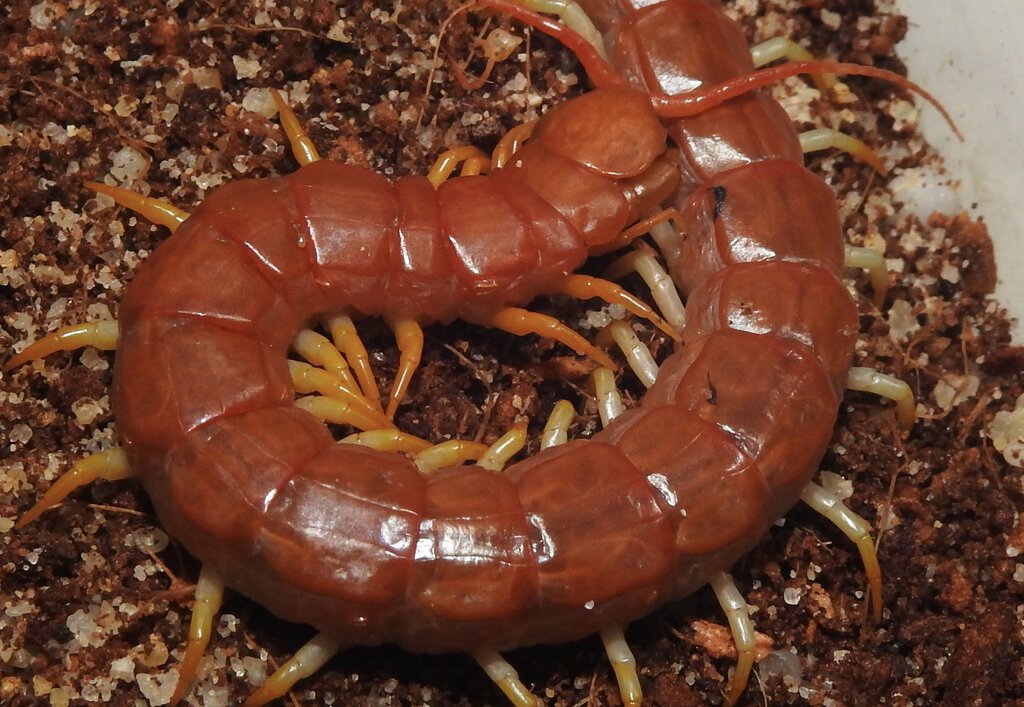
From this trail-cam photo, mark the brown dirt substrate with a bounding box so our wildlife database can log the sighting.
[2,1,1022,706]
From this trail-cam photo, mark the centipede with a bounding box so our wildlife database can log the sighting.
[3,1,1021,706]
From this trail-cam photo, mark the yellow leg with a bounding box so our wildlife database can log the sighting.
[386,319,425,419]
[340,429,432,454]
[291,329,363,400]
[491,121,536,169]
[600,625,642,707]
[709,572,757,707]
[16,448,131,529]
[293,395,395,432]
[427,145,491,187]
[288,361,395,431]
[518,0,606,59]
[473,649,542,707]
[845,244,889,308]
[85,181,190,232]
[593,366,624,427]
[169,565,225,706]
[243,632,344,707]
[559,273,681,341]
[3,320,119,372]
[799,127,887,174]
[801,480,884,622]
[326,315,382,411]
[477,423,528,471]
[846,366,916,430]
[269,89,320,166]
[750,36,835,90]
[413,439,491,473]
[486,306,616,370]
[539,399,575,449]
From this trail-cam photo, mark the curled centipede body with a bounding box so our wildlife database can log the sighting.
[2,1,957,705]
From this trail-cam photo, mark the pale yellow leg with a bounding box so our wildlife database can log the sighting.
[603,248,687,333]
[600,625,642,707]
[593,366,624,427]
[293,395,394,432]
[85,181,190,232]
[288,361,394,430]
[846,366,916,430]
[243,632,343,707]
[519,0,606,59]
[3,320,119,372]
[709,572,756,707]
[326,315,382,410]
[269,89,320,166]
[386,319,425,419]
[340,429,432,454]
[540,399,575,449]
[474,649,542,707]
[603,320,659,388]
[427,145,491,187]
[16,448,131,529]
[169,565,225,707]
[801,480,884,622]
[845,244,889,308]
[477,423,528,471]
[559,274,680,341]
[750,36,835,90]
[800,127,887,174]
[487,306,616,370]
[413,439,490,473]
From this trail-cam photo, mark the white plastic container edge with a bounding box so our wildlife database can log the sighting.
[897,0,1023,339]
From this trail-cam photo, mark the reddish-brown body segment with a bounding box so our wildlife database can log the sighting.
[54,0,861,668]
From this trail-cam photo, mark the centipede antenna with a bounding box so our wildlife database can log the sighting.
[2,319,119,372]
[558,274,681,342]
[800,480,884,622]
[427,145,492,187]
[749,36,835,90]
[85,181,190,232]
[487,306,617,370]
[799,128,887,175]
[599,625,643,707]
[846,366,917,430]
[540,399,575,449]
[15,448,132,529]
[387,319,425,419]
[269,88,321,166]
[604,321,659,388]
[288,361,395,430]
[293,395,396,432]
[477,0,622,88]
[291,329,363,398]
[242,632,344,707]
[326,315,383,411]
[650,60,962,141]
[169,565,225,707]
[414,439,491,473]
[709,572,756,707]
[477,423,528,471]
[844,245,889,307]
[340,429,432,454]
[593,366,624,426]
[473,649,541,707]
